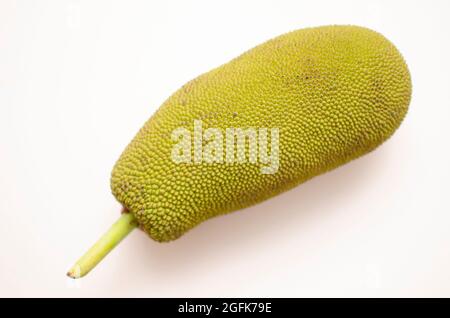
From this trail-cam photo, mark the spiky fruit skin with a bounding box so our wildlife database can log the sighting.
[111,25,411,242]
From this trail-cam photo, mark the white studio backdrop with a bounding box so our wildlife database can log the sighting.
[0,0,449,297]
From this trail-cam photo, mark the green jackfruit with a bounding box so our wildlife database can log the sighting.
[68,25,411,278]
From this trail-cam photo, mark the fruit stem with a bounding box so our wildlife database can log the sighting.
[67,212,138,279]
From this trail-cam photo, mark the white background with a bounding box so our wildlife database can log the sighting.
[1,0,449,297]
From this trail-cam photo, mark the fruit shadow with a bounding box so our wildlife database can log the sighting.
[119,147,388,285]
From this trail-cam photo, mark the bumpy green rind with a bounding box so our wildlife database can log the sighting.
[111,25,411,242]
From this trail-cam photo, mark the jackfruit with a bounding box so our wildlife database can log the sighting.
[68,25,411,278]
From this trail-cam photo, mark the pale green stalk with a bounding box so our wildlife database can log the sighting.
[67,213,137,279]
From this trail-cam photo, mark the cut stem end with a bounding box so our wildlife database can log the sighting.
[67,212,138,279]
